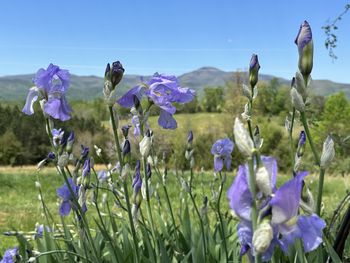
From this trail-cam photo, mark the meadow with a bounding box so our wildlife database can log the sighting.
[1,160,349,253]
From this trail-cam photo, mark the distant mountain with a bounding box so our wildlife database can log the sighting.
[0,67,349,101]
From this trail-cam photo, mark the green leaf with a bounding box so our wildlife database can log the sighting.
[324,237,342,263]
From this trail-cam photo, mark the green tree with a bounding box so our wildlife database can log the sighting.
[202,86,225,112]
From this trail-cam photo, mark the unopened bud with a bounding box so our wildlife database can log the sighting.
[66,131,75,154]
[109,61,125,89]
[291,87,305,112]
[320,135,335,168]
[252,220,273,254]
[139,134,151,157]
[242,84,252,100]
[295,21,313,77]
[253,126,263,149]
[256,166,272,196]
[57,152,69,168]
[233,117,254,157]
[249,54,260,88]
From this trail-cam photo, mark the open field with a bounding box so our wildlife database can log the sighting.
[1,165,349,252]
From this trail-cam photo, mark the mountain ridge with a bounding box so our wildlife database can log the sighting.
[0,67,349,101]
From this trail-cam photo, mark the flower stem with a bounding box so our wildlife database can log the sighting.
[289,108,296,173]
[316,168,326,215]
[300,112,320,166]
[142,156,159,259]
[189,168,207,256]
[247,158,262,263]
[217,172,228,262]
[300,111,326,215]
[108,105,140,262]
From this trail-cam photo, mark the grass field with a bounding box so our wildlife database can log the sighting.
[1,164,349,252]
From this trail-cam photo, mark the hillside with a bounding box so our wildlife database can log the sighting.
[0,67,349,101]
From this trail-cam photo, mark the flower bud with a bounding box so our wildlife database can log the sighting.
[242,84,252,100]
[139,133,152,157]
[121,163,130,181]
[187,130,193,144]
[233,117,254,157]
[66,131,75,154]
[291,87,305,112]
[146,163,152,179]
[295,21,313,77]
[81,145,89,159]
[297,131,306,157]
[249,54,260,88]
[121,125,131,138]
[94,145,102,157]
[105,61,124,91]
[57,152,69,168]
[256,165,272,196]
[111,61,125,88]
[320,135,335,168]
[241,103,251,121]
[295,71,307,97]
[122,139,131,156]
[190,157,195,169]
[253,125,263,149]
[35,181,41,189]
[252,220,273,254]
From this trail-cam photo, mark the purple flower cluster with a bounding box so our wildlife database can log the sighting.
[227,157,325,260]
[0,247,18,263]
[211,138,234,172]
[56,178,86,216]
[117,73,195,129]
[22,64,72,121]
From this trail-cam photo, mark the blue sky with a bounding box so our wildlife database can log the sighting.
[0,0,349,83]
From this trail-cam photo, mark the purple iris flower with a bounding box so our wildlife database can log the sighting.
[270,171,326,253]
[117,73,195,129]
[211,138,234,172]
[0,247,18,263]
[22,64,72,121]
[56,178,80,216]
[227,157,325,259]
[132,160,142,193]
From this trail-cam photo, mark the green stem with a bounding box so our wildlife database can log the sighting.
[217,172,228,262]
[189,168,207,256]
[108,105,140,262]
[36,250,93,263]
[300,111,326,215]
[289,108,296,173]
[247,158,261,263]
[92,168,120,262]
[58,167,99,262]
[300,112,320,166]
[142,157,159,260]
[316,168,326,215]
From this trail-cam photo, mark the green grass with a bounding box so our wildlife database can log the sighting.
[1,164,349,252]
